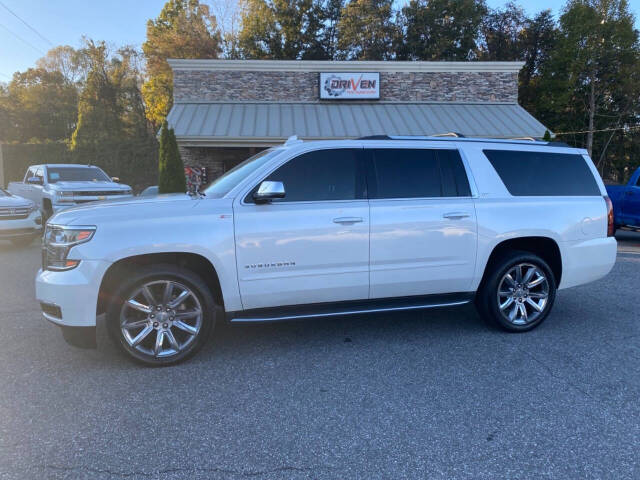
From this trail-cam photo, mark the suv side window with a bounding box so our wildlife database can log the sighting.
[246,148,364,203]
[25,168,36,181]
[484,149,601,196]
[369,148,470,199]
[35,168,45,183]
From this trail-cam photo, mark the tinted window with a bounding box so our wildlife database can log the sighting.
[47,167,110,183]
[371,149,441,198]
[369,148,470,199]
[248,149,363,203]
[484,150,601,196]
[439,149,471,197]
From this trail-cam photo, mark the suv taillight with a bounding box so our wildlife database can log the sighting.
[604,196,614,237]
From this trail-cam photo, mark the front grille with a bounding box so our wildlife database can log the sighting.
[0,206,30,219]
[73,191,127,197]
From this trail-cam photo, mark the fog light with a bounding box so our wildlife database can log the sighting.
[41,302,62,320]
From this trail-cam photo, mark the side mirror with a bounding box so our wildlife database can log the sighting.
[253,181,285,203]
[111,177,120,183]
[27,176,42,185]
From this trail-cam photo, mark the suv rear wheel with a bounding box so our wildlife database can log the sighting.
[106,264,215,366]
[477,251,557,332]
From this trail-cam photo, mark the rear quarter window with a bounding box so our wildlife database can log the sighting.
[483,150,601,196]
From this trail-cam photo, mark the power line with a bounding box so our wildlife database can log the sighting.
[554,124,640,135]
[0,0,53,47]
[0,22,45,54]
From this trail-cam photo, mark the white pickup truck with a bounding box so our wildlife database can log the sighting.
[8,164,133,220]
[36,137,617,366]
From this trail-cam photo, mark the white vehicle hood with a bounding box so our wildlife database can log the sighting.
[0,194,34,208]
[49,181,130,192]
[48,193,213,226]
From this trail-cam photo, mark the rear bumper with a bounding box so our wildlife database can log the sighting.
[559,237,617,289]
[35,260,111,327]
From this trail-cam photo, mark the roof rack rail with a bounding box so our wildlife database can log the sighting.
[354,135,574,148]
[358,135,392,140]
[431,132,466,138]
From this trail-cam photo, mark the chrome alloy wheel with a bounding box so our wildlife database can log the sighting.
[120,280,203,358]
[497,263,549,326]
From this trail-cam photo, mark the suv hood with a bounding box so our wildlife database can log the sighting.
[49,181,131,191]
[0,194,34,208]
[49,193,208,226]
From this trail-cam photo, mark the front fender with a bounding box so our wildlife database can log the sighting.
[68,199,242,312]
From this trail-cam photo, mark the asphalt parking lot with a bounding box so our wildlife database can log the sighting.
[0,232,639,479]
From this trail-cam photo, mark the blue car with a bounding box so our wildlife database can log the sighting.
[606,167,640,231]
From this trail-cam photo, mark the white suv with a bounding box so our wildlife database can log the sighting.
[36,137,617,365]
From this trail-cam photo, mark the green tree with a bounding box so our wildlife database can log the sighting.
[237,0,327,59]
[158,121,186,193]
[0,68,77,143]
[517,10,558,116]
[143,0,221,129]
[479,1,527,60]
[337,0,396,60]
[36,46,88,86]
[397,0,487,60]
[535,0,640,174]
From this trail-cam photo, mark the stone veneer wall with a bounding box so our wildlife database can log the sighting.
[173,70,518,104]
[179,146,265,182]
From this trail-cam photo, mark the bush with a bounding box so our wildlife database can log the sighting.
[158,122,186,194]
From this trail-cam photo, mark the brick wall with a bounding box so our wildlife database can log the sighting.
[173,70,518,104]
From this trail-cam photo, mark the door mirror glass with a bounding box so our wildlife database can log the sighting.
[253,181,285,203]
[27,176,43,185]
[111,177,120,183]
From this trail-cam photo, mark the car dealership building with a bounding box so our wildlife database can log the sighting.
[166,59,549,180]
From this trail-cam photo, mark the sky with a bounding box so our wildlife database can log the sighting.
[0,0,639,80]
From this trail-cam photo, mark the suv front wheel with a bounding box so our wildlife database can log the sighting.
[106,264,215,366]
[477,251,557,332]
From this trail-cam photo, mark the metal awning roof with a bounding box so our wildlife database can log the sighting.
[167,102,549,147]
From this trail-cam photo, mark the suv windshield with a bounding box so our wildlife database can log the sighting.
[47,167,110,183]
[204,148,283,198]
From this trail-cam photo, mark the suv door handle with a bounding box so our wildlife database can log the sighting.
[443,212,471,220]
[333,217,363,224]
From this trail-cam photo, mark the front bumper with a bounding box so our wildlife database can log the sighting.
[36,259,111,327]
[0,210,43,238]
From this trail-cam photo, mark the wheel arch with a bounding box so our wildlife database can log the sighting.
[478,236,562,290]
[97,252,224,316]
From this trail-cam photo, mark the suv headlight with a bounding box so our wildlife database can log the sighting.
[43,225,96,271]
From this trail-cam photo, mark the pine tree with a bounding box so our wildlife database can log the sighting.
[158,122,186,193]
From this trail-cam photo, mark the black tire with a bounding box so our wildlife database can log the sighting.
[476,250,557,332]
[106,264,215,366]
[42,201,53,223]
